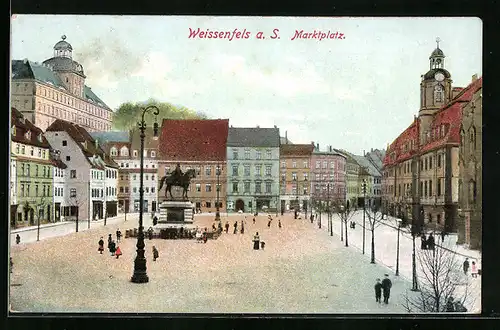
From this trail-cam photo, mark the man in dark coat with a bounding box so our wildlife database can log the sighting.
[233,221,238,234]
[173,163,183,182]
[440,230,446,243]
[381,274,392,304]
[153,215,158,226]
[109,240,117,256]
[225,222,229,233]
[15,234,21,245]
[107,234,113,251]
[421,234,427,250]
[116,229,122,243]
[427,233,435,250]
[374,279,382,303]
[463,258,470,274]
[152,246,159,261]
[98,237,105,254]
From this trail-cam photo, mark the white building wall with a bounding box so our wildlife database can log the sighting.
[11,158,17,206]
[45,131,91,220]
[129,158,158,212]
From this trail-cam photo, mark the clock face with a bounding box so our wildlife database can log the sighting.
[435,72,445,82]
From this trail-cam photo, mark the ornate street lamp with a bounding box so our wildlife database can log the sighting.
[215,164,221,221]
[131,105,159,284]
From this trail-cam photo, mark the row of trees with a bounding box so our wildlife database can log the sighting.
[112,99,208,130]
[311,198,475,313]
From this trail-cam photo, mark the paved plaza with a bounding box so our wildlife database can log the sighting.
[9,212,413,313]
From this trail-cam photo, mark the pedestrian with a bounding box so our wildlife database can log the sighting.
[217,221,222,233]
[233,221,238,234]
[253,232,260,250]
[278,219,282,229]
[153,215,158,226]
[109,240,116,256]
[463,258,470,274]
[107,234,113,251]
[374,278,382,303]
[212,223,216,232]
[427,233,435,250]
[115,246,122,259]
[253,217,256,224]
[471,261,478,278]
[260,241,266,250]
[116,228,122,243]
[421,234,427,250]
[148,227,154,240]
[381,274,392,304]
[15,234,21,245]
[440,230,446,243]
[98,237,105,254]
[241,221,245,234]
[267,219,271,228]
[203,228,208,243]
[225,222,229,233]
[10,257,13,273]
[310,214,314,223]
[446,297,455,312]
[152,246,159,261]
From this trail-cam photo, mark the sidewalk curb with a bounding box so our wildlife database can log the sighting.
[10,215,127,234]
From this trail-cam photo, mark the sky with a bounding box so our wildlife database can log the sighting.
[11,16,482,155]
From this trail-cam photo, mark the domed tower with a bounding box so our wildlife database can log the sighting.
[42,35,86,98]
[418,38,453,143]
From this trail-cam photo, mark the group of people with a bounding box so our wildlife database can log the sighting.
[374,274,392,304]
[224,220,246,234]
[98,233,123,259]
[420,233,436,250]
[195,227,209,243]
[462,257,479,278]
[267,215,282,229]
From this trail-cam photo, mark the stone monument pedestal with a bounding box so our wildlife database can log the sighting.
[154,200,195,230]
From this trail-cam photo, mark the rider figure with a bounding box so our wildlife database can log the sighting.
[173,163,183,182]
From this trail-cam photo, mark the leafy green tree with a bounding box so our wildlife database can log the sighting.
[112,99,208,130]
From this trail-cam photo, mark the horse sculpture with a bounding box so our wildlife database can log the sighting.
[159,169,196,200]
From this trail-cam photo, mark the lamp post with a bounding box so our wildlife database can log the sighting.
[395,218,401,276]
[328,183,333,236]
[131,105,159,284]
[215,164,221,221]
[362,179,367,254]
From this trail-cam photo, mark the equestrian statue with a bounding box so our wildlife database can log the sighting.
[158,163,196,200]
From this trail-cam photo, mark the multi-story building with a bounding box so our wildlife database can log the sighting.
[91,131,131,214]
[45,119,118,222]
[458,76,482,250]
[11,108,53,226]
[353,154,382,206]
[11,35,113,132]
[279,143,314,212]
[126,128,160,213]
[159,120,229,213]
[227,126,280,213]
[50,150,67,222]
[10,151,17,226]
[310,144,347,206]
[365,148,386,173]
[382,40,482,233]
[343,152,361,209]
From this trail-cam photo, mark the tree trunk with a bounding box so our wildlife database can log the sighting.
[344,219,349,247]
[370,227,375,263]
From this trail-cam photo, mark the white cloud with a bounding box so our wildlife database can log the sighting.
[131,51,173,82]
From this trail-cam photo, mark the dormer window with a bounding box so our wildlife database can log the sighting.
[11,126,16,136]
[25,130,31,140]
[38,134,43,143]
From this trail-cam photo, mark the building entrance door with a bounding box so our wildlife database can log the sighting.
[235,199,244,212]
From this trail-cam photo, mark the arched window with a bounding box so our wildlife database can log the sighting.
[460,127,466,153]
[434,84,444,103]
[469,126,476,151]
[120,146,129,157]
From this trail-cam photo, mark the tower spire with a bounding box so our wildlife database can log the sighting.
[436,37,441,49]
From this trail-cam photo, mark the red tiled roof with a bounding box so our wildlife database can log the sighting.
[11,107,51,149]
[46,119,119,169]
[383,77,482,166]
[383,119,420,166]
[159,119,229,161]
[280,144,315,156]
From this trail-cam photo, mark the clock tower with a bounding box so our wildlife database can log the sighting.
[418,38,453,143]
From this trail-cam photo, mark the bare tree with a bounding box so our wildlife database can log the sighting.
[66,196,86,233]
[403,246,474,313]
[33,197,49,241]
[365,203,384,264]
[334,200,357,247]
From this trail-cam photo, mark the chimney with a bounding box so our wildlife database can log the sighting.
[23,58,28,64]
[472,74,478,82]
[329,146,332,152]
[316,143,319,151]
[274,125,277,128]
[371,148,373,153]
[363,150,365,156]
[256,125,260,128]
[285,131,288,144]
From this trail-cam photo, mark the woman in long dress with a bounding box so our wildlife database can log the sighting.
[253,232,260,250]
